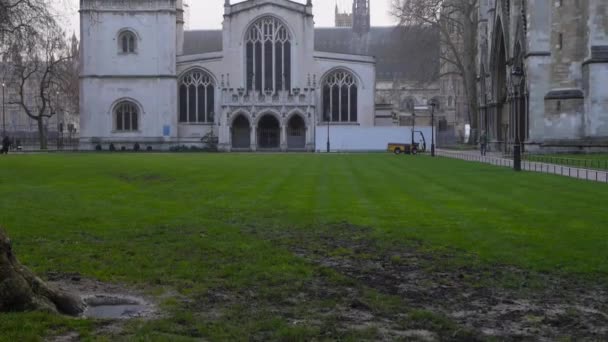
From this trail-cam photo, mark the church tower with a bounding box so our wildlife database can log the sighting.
[352,0,370,35]
[335,1,353,28]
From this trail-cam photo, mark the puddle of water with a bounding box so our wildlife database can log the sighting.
[84,304,148,319]
[82,295,151,319]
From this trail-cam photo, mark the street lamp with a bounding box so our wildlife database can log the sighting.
[411,109,416,148]
[428,99,437,157]
[326,110,330,153]
[2,83,5,137]
[511,66,524,171]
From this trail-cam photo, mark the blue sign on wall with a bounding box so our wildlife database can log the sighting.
[163,125,171,137]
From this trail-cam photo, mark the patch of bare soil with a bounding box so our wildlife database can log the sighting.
[247,223,608,341]
[114,173,172,184]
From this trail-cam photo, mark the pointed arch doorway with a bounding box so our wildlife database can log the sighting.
[287,115,306,150]
[231,114,251,150]
[257,114,281,149]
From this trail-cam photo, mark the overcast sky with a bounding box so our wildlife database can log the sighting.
[63,0,397,35]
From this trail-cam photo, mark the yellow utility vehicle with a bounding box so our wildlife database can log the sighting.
[388,130,427,155]
[388,142,419,155]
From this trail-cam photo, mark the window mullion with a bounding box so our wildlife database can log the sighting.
[339,84,342,122]
[195,84,199,123]
[204,85,208,123]
[252,41,256,92]
[348,86,351,122]
[272,40,276,93]
[329,86,333,123]
[186,86,190,123]
[260,38,266,93]
[281,42,285,92]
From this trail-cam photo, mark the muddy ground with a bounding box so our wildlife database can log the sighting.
[45,223,608,341]
[235,223,608,341]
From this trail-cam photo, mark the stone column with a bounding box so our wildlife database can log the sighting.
[176,0,184,55]
[524,0,551,146]
[250,123,257,152]
[280,124,287,151]
[217,110,229,151]
[583,0,608,138]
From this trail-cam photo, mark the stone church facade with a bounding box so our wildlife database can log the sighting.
[79,0,379,151]
[479,0,608,152]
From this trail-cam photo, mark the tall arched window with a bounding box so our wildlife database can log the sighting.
[245,17,291,93]
[115,102,139,132]
[179,70,215,123]
[322,70,358,122]
[118,31,136,54]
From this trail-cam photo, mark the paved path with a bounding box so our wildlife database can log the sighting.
[437,149,608,183]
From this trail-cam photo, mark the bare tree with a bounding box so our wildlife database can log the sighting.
[9,23,74,149]
[0,0,53,49]
[392,0,479,136]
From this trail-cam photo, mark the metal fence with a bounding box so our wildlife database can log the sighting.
[2,131,79,152]
[522,154,608,171]
[436,150,608,183]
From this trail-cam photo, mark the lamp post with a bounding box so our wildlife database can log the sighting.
[411,109,416,148]
[511,66,524,171]
[326,110,330,153]
[2,83,5,137]
[428,99,436,157]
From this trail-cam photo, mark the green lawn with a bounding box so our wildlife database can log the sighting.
[0,153,607,340]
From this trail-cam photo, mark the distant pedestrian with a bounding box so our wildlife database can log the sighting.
[1,136,11,155]
[480,131,487,156]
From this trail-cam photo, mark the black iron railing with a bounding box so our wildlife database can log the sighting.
[522,155,608,171]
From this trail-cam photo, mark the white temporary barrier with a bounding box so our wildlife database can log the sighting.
[315,125,434,152]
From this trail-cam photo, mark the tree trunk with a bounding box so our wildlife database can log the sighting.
[462,8,479,143]
[37,118,47,150]
[0,228,84,315]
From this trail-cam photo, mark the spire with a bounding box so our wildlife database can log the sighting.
[352,0,370,35]
[70,32,79,58]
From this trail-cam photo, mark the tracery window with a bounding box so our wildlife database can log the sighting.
[179,70,215,123]
[245,17,291,93]
[115,102,139,132]
[322,70,358,122]
[119,31,136,54]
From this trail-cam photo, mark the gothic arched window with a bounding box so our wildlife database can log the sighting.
[322,70,358,122]
[245,17,291,93]
[179,70,215,123]
[118,31,136,54]
[114,101,139,131]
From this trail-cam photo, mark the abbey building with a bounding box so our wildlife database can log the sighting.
[480,0,608,152]
[79,0,384,151]
[79,0,457,151]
